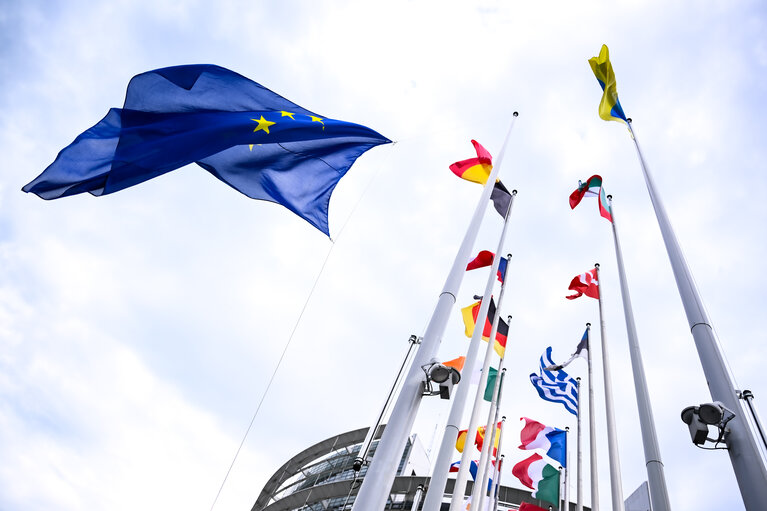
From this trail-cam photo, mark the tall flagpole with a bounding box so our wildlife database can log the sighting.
[626,120,767,509]
[565,427,571,511]
[576,377,583,511]
[486,414,506,511]
[607,194,671,511]
[352,114,519,511]
[594,263,625,511]
[475,364,509,510]
[585,324,599,511]
[417,117,519,511]
[492,454,505,511]
[446,203,515,511]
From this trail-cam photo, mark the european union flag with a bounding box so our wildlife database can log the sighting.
[22,65,391,235]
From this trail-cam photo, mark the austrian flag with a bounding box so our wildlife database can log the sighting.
[566,268,599,300]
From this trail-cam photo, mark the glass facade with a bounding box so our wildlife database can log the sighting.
[252,427,585,511]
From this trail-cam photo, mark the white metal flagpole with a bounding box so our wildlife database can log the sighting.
[446,201,516,511]
[576,377,583,511]
[594,263,625,511]
[471,264,512,511]
[585,324,599,511]
[485,414,506,511]
[565,427,571,511]
[352,114,518,511]
[492,454,505,511]
[475,363,509,510]
[625,119,767,510]
[606,194,671,511]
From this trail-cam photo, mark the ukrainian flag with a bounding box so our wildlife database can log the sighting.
[588,44,628,123]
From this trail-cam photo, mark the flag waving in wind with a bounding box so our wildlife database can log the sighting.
[22,64,391,236]
[512,453,560,505]
[466,250,508,283]
[491,179,512,218]
[476,422,502,456]
[566,268,599,300]
[460,297,509,356]
[530,347,579,415]
[569,174,613,222]
[449,140,493,185]
[544,329,589,371]
[588,44,628,123]
[519,417,567,467]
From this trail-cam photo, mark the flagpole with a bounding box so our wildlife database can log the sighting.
[352,113,519,511]
[420,112,518,511]
[576,377,583,511]
[487,416,506,511]
[594,263,625,511]
[606,194,671,511]
[565,427,571,511]
[354,334,420,473]
[625,120,767,509]
[447,221,515,511]
[476,364,509,510]
[492,454,505,511]
[558,466,564,511]
[585,324,599,511]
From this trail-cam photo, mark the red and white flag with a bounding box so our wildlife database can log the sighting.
[566,268,599,300]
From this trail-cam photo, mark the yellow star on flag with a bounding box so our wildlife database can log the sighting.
[310,115,324,125]
[280,111,296,119]
[251,116,276,134]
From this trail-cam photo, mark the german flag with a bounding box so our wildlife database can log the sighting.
[460,297,509,357]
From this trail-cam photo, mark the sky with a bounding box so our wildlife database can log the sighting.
[1,1,766,510]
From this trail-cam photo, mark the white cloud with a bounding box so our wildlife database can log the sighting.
[1,1,765,510]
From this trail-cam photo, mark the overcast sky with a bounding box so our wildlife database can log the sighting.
[2,1,766,510]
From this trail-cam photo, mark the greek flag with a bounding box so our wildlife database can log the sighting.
[529,347,579,415]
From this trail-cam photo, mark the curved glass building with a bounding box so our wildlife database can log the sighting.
[251,426,578,511]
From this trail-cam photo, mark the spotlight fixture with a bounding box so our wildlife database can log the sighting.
[680,401,735,448]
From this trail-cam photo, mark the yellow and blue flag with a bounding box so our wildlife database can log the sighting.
[588,44,628,123]
[22,65,390,236]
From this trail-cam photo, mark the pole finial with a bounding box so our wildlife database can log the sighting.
[513,111,519,117]
[512,189,518,195]
[594,263,600,269]
[607,194,613,200]
[627,117,632,123]
[506,253,512,259]
[586,322,591,327]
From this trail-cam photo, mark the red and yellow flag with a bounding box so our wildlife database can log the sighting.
[449,140,493,185]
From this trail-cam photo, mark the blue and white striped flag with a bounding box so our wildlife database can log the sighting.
[529,374,579,415]
[529,347,579,415]
[539,347,573,385]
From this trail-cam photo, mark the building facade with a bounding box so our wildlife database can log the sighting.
[252,426,580,511]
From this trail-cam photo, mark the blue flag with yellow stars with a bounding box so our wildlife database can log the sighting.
[22,64,391,235]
